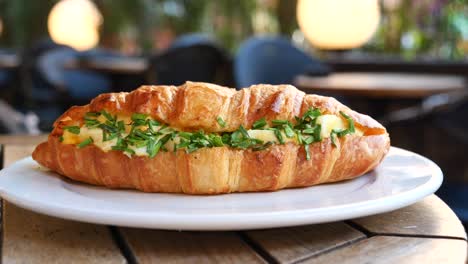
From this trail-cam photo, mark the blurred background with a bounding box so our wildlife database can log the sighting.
[0,0,466,225]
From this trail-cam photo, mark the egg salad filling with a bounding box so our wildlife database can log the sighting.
[60,108,361,160]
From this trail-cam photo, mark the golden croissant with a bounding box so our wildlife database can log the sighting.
[32,81,390,194]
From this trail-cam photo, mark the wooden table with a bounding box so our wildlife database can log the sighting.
[65,56,149,75]
[294,73,466,99]
[0,135,467,263]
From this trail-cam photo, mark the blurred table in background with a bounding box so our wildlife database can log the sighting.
[65,56,149,92]
[294,73,466,99]
[326,58,468,76]
[65,56,148,75]
[294,72,467,121]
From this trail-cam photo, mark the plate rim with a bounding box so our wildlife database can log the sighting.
[0,146,443,230]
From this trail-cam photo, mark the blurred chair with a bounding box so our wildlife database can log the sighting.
[381,89,468,223]
[30,46,112,130]
[234,36,330,88]
[147,43,231,86]
[0,50,17,89]
[37,47,111,102]
[169,33,217,50]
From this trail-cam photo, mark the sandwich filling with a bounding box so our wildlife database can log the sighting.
[60,108,361,160]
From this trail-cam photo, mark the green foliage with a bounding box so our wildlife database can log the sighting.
[0,0,56,47]
[0,0,464,60]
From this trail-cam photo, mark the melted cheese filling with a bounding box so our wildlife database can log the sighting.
[62,114,362,156]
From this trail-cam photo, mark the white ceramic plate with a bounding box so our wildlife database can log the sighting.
[0,147,442,231]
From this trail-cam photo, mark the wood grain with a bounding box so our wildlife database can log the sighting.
[243,223,365,264]
[3,145,36,167]
[1,141,467,263]
[351,195,467,240]
[2,145,125,264]
[0,134,47,146]
[120,228,265,264]
[303,236,467,264]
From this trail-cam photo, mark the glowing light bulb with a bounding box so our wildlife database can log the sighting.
[48,0,103,51]
[297,0,380,50]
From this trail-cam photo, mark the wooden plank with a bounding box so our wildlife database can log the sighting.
[303,236,467,264]
[351,195,467,240]
[0,134,47,146]
[244,223,365,264]
[2,145,126,264]
[120,228,265,263]
[3,145,36,167]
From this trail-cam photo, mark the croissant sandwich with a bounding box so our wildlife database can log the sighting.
[33,81,390,194]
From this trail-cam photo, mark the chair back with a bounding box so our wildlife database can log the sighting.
[169,33,217,50]
[36,47,111,102]
[234,36,328,88]
[149,43,230,86]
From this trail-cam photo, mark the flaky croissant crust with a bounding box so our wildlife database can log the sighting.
[33,82,390,194]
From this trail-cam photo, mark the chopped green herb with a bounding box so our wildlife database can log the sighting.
[186,143,200,153]
[63,126,80,134]
[77,137,93,148]
[274,129,285,144]
[272,119,288,126]
[159,134,172,145]
[100,110,115,122]
[59,136,64,142]
[216,116,226,128]
[303,135,314,145]
[84,118,100,128]
[284,124,295,138]
[117,121,125,132]
[305,144,311,160]
[98,123,118,134]
[296,131,303,145]
[209,134,224,147]
[112,145,136,155]
[178,132,192,139]
[238,125,249,138]
[302,128,315,134]
[176,139,190,149]
[252,118,267,129]
[337,111,355,136]
[252,141,273,151]
[131,113,148,121]
[330,130,338,147]
[134,129,151,140]
[146,139,162,158]
[231,130,243,143]
[75,108,355,157]
[85,112,101,118]
[148,120,160,131]
[158,126,173,134]
[314,125,322,142]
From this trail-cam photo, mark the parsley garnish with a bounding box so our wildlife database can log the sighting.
[304,144,311,160]
[66,108,356,159]
[329,112,355,146]
[77,137,93,148]
[252,118,267,129]
[284,124,295,138]
[216,116,226,128]
[101,110,116,123]
[63,126,80,134]
[273,129,285,144]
